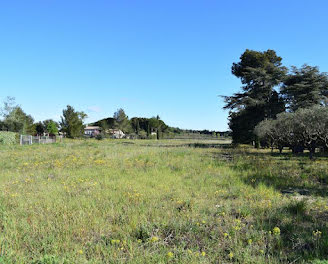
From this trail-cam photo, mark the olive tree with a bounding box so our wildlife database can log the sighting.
[255,106,328,158]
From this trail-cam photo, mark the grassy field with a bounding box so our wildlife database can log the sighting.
[0,139,328,263]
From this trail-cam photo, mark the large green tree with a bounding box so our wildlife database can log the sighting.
[281,64,328,111]
[223,49,286,144]
[60,105,87,138]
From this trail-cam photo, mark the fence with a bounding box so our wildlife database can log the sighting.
[20,135,60,145]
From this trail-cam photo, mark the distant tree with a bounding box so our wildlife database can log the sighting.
[281,65,328,111]
[35,121,45,135]
[46,120,59,136]
[149,115,167,140]
[60,105,87,138]
[0,96,16,118]
[2,106,34,134]
[43,119,59,132]
[113,108,131,133]
[93,117,115,129]
[99,120,109,133]
[0,97,36,134]
[131,118,140,135]
[223,49,286,144]
[149,117,160,139]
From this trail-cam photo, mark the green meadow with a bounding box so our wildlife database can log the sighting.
[0,139,328,263]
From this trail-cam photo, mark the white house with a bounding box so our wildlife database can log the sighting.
[107,129,125,139]
[84,126,101,136]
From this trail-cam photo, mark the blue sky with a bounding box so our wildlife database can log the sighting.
[0,0,327,130]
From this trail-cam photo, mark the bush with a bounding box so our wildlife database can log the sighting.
[95,133,104,140]
[0,131,18,145]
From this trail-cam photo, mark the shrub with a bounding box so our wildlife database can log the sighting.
[95,133,104,140]
[0,131,18,145]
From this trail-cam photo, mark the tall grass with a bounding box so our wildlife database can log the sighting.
[0,139,327,263]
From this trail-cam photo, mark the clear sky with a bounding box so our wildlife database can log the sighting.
[0,0,327,130]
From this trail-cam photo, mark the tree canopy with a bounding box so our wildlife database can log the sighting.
[281,65,328,111]
[255,106,328,158]
[223,49,286,144]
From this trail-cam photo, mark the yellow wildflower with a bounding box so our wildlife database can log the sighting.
[313,230,322,237]
[272,227,280,236]
[150,236,159,242]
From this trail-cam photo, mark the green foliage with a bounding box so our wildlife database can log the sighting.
[281,65,328,111]
[1,140,328,263]
[0,131,18,145]
[95,133,104,140]
[43,120,59,135]
[149,115,168,139]
[93,117,115,129]
[0,96,16,118]
[255,106,328,158]
[224,49,286,144]
[46,120,59,135]
[32,255,63,264]
[35,121,45,135]
[312,260,328,264]
[92,111,172,139]
[113,108,132,133]
[1,106,34,134]
[60,105,86,138]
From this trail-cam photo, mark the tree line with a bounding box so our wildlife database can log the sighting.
[0,98,79,137]
[0,99,176,139]
[92,108,169,139]
[224,49,328,157]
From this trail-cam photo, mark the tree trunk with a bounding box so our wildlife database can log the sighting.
[309,146,316,160]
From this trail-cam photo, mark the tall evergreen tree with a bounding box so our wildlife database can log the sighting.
[60,105,86,138]
[223,49,286,144]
